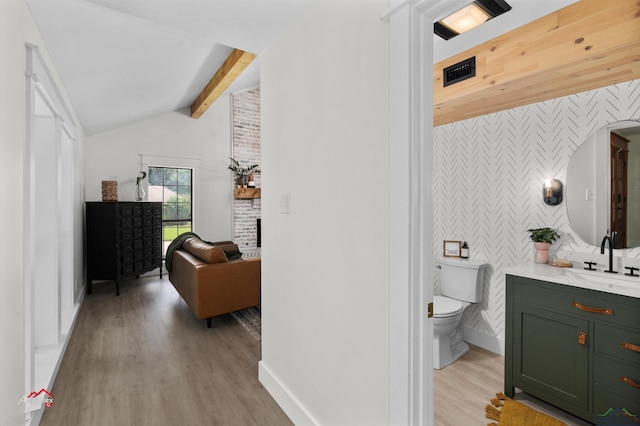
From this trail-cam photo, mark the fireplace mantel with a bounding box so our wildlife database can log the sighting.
[234,188,261,199]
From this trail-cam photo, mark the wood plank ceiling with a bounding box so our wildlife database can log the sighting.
[433,0,640,127]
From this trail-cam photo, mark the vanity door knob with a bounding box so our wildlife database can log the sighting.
[578,332,587,345]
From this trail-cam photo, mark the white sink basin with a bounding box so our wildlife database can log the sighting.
[504,262,640,298]
[556,269,640,295]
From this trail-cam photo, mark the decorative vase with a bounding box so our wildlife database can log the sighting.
[134,181,145,201]
[533,242,551,264]
[134,171,146,201]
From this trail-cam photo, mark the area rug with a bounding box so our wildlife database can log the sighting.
[231,307,261,341]
[486,392,567,426]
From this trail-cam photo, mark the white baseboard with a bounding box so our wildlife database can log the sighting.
[258,361,318,426]
[463,325,504,356]
[25,409,42,426]
[27,298,84,426]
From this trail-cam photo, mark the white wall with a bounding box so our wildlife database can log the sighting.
[0,1,86,423]
[433,80,640,352]
[85,102,233,243]
[259,0,390,424]
[0,3,27,423]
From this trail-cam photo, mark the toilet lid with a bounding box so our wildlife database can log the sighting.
[433,296,464,317]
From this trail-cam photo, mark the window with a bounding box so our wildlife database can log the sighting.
[148,166,192,256]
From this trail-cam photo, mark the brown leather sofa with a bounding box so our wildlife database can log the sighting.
[168,237,260,328]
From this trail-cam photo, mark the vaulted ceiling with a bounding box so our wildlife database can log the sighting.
[27,0,577,135]
[26,0,312,135]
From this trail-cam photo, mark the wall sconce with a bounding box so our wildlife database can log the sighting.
[543,179,563,206]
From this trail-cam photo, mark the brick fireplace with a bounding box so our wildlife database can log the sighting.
[232,87,261,251]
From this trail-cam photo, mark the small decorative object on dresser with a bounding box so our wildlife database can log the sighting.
[101,180,118,201]
[134,171,146,201]
[526,227,560,264]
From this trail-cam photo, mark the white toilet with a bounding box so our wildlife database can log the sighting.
[433,256,488,369]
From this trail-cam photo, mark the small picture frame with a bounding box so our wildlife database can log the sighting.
[443,240,461,257]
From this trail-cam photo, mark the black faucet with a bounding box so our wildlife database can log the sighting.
[600,232,618,274]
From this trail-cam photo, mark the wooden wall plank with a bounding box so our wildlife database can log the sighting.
[434,0,640,126]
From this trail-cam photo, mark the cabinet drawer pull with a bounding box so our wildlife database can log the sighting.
[621,342,640,353]
[572,301,613,315]
[620,376,640,390]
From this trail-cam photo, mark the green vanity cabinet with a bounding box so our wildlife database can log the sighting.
[512,303,590,412]
[505,274,640,423]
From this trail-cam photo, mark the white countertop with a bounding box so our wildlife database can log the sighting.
[504,262,640,299]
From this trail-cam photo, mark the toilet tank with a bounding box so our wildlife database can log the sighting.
[436,256,489,303]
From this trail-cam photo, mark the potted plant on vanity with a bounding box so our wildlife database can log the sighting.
[527,227,560,264]
[228,157,260,188]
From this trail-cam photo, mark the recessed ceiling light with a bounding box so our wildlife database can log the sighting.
[435,0,512,41]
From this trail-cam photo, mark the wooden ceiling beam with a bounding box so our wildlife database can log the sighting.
[433,0,640,126]
[191,48,256,119]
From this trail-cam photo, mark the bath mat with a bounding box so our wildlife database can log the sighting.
[231,307,261,341]
[486,392,567,426]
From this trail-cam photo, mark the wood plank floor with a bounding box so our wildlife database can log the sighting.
[43,276,592,425]
[435,345,592,426]
[41,276,292,426]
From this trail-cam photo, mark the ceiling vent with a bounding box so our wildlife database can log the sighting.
[443,57,476,87]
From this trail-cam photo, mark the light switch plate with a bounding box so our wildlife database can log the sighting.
[586,189,595,201]
[280,194,291,214]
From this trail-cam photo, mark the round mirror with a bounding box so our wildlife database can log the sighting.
[567,120,640,248]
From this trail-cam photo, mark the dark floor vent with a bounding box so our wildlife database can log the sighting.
[443,57,476,87]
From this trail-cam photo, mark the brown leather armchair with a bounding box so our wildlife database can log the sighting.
[168,237,260,327]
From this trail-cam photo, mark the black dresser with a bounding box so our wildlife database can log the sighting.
[86,202,163,295]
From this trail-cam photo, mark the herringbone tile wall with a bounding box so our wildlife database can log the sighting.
[433,79,640,341]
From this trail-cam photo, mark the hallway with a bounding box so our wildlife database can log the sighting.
[41,276,291,426]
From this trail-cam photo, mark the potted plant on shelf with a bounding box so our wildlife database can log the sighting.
[228,157,260,188]
[526,227,560,264]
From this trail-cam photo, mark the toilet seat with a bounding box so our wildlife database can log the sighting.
[433,295,464,318]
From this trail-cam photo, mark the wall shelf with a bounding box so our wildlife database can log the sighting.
[234,188,261,199]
